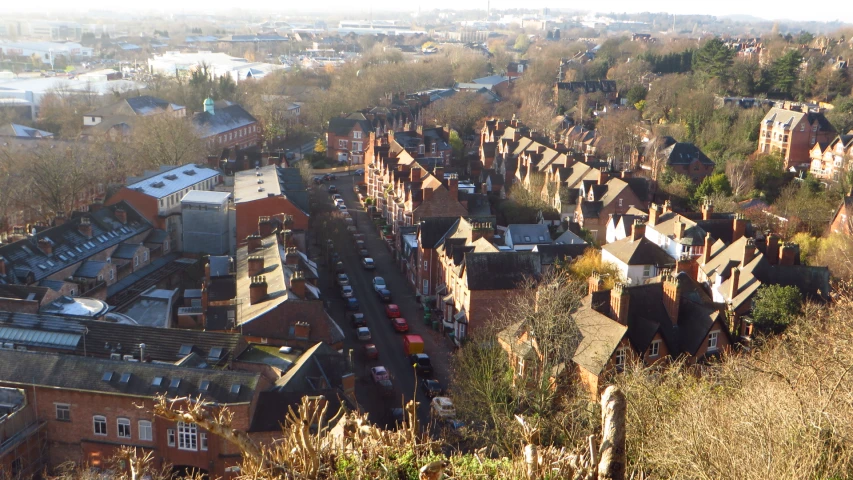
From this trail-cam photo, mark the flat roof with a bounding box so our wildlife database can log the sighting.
[181,190,231,204]
[233,165,283,203]
[126,165,219,199]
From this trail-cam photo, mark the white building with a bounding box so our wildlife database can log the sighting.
[0,75,143,119]
[147,51,284,82]
[601,225,675,286]
[0,41,94,63]
[181,191,232,256]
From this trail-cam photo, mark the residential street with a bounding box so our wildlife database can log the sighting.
[312,174,455,429]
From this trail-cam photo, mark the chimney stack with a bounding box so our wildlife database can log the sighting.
[411,168,422,183]
[610,283,629,325]
[588,272,603,294]
[674,219,686,240]
[283,229,294,248]
[648,203,661,226]
[766,233,780,265]
[662,271,682,325]
[702,233,713,265]
[663,200,672,213]
[779,242,796,266]
[258,216,274,237]
[292,322,311,339]
[285,246,300,266]
[732,214,747,242]
[290,270,306,298]
[249,276,268,305]
[729,267,740,300]
[247,255,265,277]
[448,174,459,201]
[702,200,714,221]
[434,166,445,180]
[742,238,756,266]
[598,167,609,185]
[246,234,262,253]
[631,219,645,241]
[470,221,495,242]
[78,217,93,238]
[423,187,434,201]
[114,208,127,225]
[37,238,53,256]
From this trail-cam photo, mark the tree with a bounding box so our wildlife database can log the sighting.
[514,34,531,53]
[130,115,206,169]
[693,173,732,204]
[596,109,640,170]
[423,92,489,135]
[692,38,734,87]
[563,248,623,286]
[625,85,647,106]
[770,50,803,98]
[725,156,755,198]
[750,284,802,330]
[752,153,786,201]
[449,130,464,163]
[21,143,94,218]
[314,138,326,156]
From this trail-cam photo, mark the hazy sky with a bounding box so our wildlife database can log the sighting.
[7,0,853,24]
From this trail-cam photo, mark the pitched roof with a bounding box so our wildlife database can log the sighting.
[603,236,676,266]
[0,123,54,138]
[418,217,461,249]
[73,260,107,278]
[573,297,628,375]
[86,95,181,117]
[0,348,257,403]
[463,251,541,290]
[111,243,141,260]
[193,104,257,138]
[328,115,372,136]
[124,164,219,199]
[506,224,551,246]
[660,142,715,167]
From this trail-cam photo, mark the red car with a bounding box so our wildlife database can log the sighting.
[385,304,401,318]
[392,317,409,332]
[364,344,379,360]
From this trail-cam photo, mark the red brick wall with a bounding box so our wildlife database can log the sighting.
[235,197,309,246]
[104,189,163,230]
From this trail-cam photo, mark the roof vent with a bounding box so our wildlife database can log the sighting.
[257,179,264,184]
[258,187,265,192]
[164,174,178,180]
[182,169,197,176]
[102,371,114,382]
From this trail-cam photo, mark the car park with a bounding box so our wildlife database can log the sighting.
[349,312,367,328]
[420,378,443,398]
[346,297,360,311]
[327,185,338,194]
[357,327,372,341]
[430,397,456,419]
[340,285,354,298]
[364,344,379,360]
[392,317,409,332]
[362,258,375,270]
[372,277,387,292]
[336,273,350,286]
[409,353,432,376]
[385,304,401,318]
[376,288,392,303]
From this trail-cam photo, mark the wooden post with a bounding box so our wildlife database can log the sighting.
[598,386,626,480]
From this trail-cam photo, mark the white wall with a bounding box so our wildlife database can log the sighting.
[644,226,685,259]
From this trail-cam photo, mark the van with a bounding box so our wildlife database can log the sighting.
[402,334,424,356]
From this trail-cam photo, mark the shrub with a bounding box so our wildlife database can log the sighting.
[750,284,802,330]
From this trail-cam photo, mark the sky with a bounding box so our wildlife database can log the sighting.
[7,0,853,24]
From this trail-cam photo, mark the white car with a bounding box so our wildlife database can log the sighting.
[372,277,386,292]
[357,327,372,341]
[430,397,456,419]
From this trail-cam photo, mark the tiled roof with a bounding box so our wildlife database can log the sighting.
[111,243,141,260]
[73,260,107,278]
[463,251,541,290]
[603,237,675,266]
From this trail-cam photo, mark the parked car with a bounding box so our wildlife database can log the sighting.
[355,240,366,251]
[336,273,350,286]
[337,205,347,214]
[364,343,379,360]
[335,261,345,273]
[353,185,360,194]
[385,304,401,318]
[371,366,390,383]
[409,353,432,376]
[354,169,364,176]
[327,174,337,181]
[327,185,338,194]
[346,225,358,234]
[372,277,387,292]
[392,317,409,333]
[340,285,354,298]
[333,198,345,207]
[332,194,343,201]
[430,397,456,419]
[330,252,340,264]
[362,258,375,270]
[346,297,360,311]
[313,176,324,185]
[358,247,369,257]
[356,327,371,341]
[420,378,443,398]
[377,288,392,303]
[349,312,367,328]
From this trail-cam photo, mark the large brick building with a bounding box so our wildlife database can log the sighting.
[757,107,835,170]
[233,165,309,250]
[194,98,260,152]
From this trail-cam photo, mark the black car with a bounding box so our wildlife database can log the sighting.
[408,353,433,377]
[377,288,392,303]
[420,378,443,398]
[349,312,367,328]
[327,185,338,194]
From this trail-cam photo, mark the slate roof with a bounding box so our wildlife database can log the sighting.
[193,104,257,138]
[73,260,106,278]
[328,114,372,136]
[573,297,628,375]
[0,123,54,138]
[86,95,181,117]
[418,217,461,249]
[603,237,675,266]
[0,202,151,285]
[145,229,169,244]
[209,256,232,277]
[0,348,257,404]
[649,213,707,246]
[463,251,541,290]
[506,224,551,246]
[533,243,589,265]
[111,243,141,260]
[660,142,715,167]
[762,107,834,132]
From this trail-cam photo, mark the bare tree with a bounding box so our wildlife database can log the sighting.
[21,142,94,218]
[725,156,755,198]
[131,114,206,169]
[596,109,640,171]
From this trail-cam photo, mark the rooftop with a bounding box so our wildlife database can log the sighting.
[181,190,231,205]
[118,288,178,328]
[125,164,219,199]
[193,103,257,138]
[233,165,309,214]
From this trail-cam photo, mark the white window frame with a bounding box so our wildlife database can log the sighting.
[615,347,626,368]
[708,331,719,351]
[200,432,208,451]
[109,269,114,281]
[134,256,139,267]
[167,428,176,447]
[643,265,652,278]
[177,421,198,451]
[93,415,107,436]
[423,279,429,294]
[55,403,70,421]
[138,420,152,441]
[353,131,362,139]
[338,139,348,148]
[117,418,131,438]
[649,340,660,357]
[516,356,524,377]
[143,251,149,262]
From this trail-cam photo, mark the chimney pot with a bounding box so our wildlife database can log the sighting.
[247,255,265,277]
[610,283,629,324]
[78,217,93,238]
[246,234,262,252]
[290,269,307,298]
[249,276,268,305]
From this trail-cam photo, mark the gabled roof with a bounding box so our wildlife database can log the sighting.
[418,217,461,249]
[573,297,628,375]
[73,260,107,278]
[193,104,257,138]
[463,251,541,290]
[328,115,373,136]
[603,236,675,267]
[660,142,715,167]
[0,123,54,138]
[86,95,182,118]
[111,243,142,260]
[506,224,551,246]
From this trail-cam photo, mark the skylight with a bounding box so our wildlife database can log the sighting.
[178,344,193,356]
[152,376,163,387]
[169,378,181,389]
[208,347,223,360]
[120,373,131,384]
[230,384,241,395]
[199,380,210,392]
[102,371,114,382]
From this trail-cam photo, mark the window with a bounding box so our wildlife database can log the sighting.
[93,415,107,436]
[143,251,148,262]
[167,429,176,447]
[423,260,428,270]
[800,123,805,131]
[338,139,348,148]
[117,418,131,438]
[138,420,152,441]
[55,403,70,421]
[134,256,139,267]
[643,265,652,278]
[431,143,436,153]
[615,347,626,369]
[109,269,114,281]
[516,357,524,377]
[98,274,103,282]
[423,279,429,293]
[353,131,362,139]
[200,432,208,451]
[707,331,719,351]
[618,198,623,207]
[177,421,197,451]
[649,340,660,357]
[418,145,424,154]
[352,141,362,152]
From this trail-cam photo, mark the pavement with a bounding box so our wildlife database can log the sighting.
[311,175,455,429]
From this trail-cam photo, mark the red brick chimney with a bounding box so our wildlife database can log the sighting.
[290,270,306,298]
[37,238,53,256]
[766,233,780,265]
[423,187,434,201]
[729,267,740,300]
[701,200,714,221]
[78,217,93,239]
[779,242,796,266]
[434,166,445,180]
[285,246,300,266]
[470,221,495,242]
[648,203,661,226]
[342,372,356,398]
[674,219,686,240]
[631,220,645,241]
[283,229,294,248]
[702,233,713,265]
[448,175,459,201]
[247,255,265,277]
[588,272,603,294]
[114,208,127,225]
[411,168,422,183]
[662,271,682,325]
[292,322,310,339]
[258,216,274,237]
[742,238,756,266]
[246,234,262,252]
[249,276,268,305]
[610,283,629,324]
[732,214,747,242]
[598,167,609,185]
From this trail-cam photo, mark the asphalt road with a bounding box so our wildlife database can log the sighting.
[316,174,445,428]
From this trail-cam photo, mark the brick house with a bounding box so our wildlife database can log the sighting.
[809,132,853,181]
[105,164,220,252]
[326,113,372,164]
[601,221,675,285]
[573,170,644,244]
[194,98,260,152]
[829,193,853,235]
[506,60,529,79]
[0,348,266,478]
[757,107,835,170]
[233,165,309,251]
[636,136,715,182]
[413,217,463,297]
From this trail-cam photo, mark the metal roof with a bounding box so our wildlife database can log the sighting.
[0,326,81,349]
[125,165,219,199]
